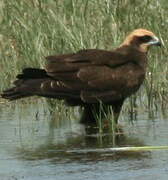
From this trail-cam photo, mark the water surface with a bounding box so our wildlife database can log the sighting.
[0,100,168,180]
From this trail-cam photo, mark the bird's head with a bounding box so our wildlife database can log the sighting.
[121,28,161,53]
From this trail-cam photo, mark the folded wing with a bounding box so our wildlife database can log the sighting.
[44,48,141,103]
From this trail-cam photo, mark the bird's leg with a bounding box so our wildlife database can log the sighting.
[80,103,109,127]
[80,104,101,134]
[80,104,97,125]
[80,100,124,134]
[111,99,124,124]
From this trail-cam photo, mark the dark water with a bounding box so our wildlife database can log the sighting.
[0,100,168,180]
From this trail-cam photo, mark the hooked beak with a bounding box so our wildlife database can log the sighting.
[148,36,161,46]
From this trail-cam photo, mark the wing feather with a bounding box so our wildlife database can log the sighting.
[43,48,144,103]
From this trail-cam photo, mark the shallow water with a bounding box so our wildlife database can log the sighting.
[0,100,168,180]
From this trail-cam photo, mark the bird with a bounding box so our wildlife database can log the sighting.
[1,28,161,125]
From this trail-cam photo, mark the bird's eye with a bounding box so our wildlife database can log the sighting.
[139,35,152,42]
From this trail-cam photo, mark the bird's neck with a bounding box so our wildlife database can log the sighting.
[116,45,148,69]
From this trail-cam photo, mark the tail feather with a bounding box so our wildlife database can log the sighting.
[1,90,30,100]
[1,85,31,100]
[1,68,80,101]
[16,68,49,79]
[1,68,49,100]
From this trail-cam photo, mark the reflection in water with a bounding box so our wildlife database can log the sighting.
[0,100,148,162]
[0,99,168,179]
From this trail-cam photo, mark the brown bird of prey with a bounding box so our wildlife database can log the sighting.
[1,29,161,124]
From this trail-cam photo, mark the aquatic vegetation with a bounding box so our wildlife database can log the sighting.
[0,0,168,129]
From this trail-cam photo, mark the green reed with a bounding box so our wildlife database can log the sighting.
[0,0,168,129]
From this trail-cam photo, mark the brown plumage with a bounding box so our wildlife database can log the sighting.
[1,29,161,124]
